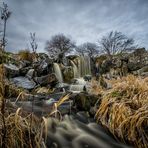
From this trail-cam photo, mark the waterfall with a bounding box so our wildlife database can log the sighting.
[73,78,86,85]
[78,56,91,77]
[71,60,79,78]
[53,63,63,83]
[70,84,86,92]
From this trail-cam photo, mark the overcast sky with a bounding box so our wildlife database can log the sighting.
[2,0,148,52]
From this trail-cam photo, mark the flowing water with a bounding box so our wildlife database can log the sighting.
[78,56,91,77]
[70,84,86,93]
[70,55,91,79]
[71,60,80,78]
[53,63,63,83]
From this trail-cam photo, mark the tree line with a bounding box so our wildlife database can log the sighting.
[0,2,137,60]
[45,31,137,62]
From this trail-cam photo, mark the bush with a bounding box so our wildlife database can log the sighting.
[18,50,33,62]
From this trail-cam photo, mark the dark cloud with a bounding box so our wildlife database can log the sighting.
[2,0,148,52]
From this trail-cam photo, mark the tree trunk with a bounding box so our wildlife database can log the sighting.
[2,20,7,51]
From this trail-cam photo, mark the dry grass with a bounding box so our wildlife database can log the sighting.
[0,108,44,148]
[95,75,148,148]
[90,78,104,95]
[18,50,33,62]
[48,94,70,120]
[0,64,45,147]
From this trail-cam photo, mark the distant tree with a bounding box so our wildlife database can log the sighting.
[76,42,99,57]
[30,32,38,53]
[1,2,11,50]
[45,34,75,63]
[99,31,136,58]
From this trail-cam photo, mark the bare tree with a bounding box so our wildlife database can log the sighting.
[45,34,75,63]
[75,45,85,56]
[30,32,38,53]
[76,42,99,57]
[1,2,11,50]
[99,31,136,58]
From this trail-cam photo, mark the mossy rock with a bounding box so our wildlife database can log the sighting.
[63,66,74,82]
[71,92,100,111]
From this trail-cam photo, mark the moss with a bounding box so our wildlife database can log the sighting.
[110,91,121,97]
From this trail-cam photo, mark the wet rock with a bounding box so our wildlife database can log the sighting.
[128,62,143,71]
[70,92,100,112]
[34,73,58,87]
[141,72,148,77]
[37,60,49,75]
[74,111,92,124]
[15,99,72,116]
[83,75,92,81]
[11,76,36,90]
[19,66,33,76]
[4,63,19,78]
[63,66,74,82]
[19,60,32,68]
[32,53,53,76]
[55,83,70,93]
[137,66,148,74]
[48,92,66,101]
[26,69,35,79]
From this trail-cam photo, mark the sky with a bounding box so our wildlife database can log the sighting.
[1,0,148,52]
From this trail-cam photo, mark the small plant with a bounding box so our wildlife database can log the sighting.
[1,2,11,50]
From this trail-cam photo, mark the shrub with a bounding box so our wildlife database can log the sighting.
[18,49,33,62]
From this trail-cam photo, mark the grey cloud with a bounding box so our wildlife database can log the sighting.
[2,0,148,52]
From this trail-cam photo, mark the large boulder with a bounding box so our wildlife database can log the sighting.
[11,76,36,90]
[70,92,100,112]
[4,63,19,78]
[34,73,58,87]
[83,75,92,81]
[19,66,33,76]
[55,83,70,92]
[26,69,35,79]
[63,66,74,82]
[37,60,53,76]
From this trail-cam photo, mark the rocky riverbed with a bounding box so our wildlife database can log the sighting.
[1,49,148,148]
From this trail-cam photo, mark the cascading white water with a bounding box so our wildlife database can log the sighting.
[70,60,79,78]
[53,63,63,83]
[78,55,91,77]
[70,84,85,92]
[73,78,87,85]
[84,55,91,75]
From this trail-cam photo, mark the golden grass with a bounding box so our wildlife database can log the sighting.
[95,75,148,148]
[0,108,44,148]
[48,94,70,120]
[18,50,33,62]
[0,64,45,147]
